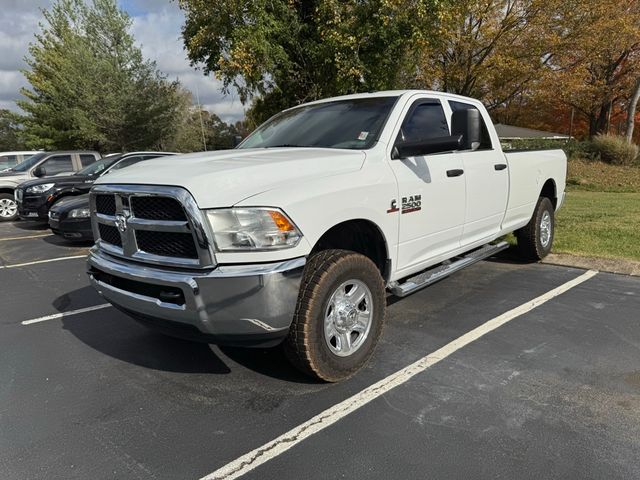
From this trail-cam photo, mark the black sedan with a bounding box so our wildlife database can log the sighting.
[48,194,93,241]
[17,152,175,221]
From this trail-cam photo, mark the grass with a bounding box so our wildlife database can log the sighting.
[553,191,640,261]
[566,159,640,192]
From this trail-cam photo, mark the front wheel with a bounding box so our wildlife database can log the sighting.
[284,249,386,382]
[0,193,18,222]
[515,196,555,261]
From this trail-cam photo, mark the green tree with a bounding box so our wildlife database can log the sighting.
[178,0,444,123]
[18,0,184,151]
[0,110,26,151]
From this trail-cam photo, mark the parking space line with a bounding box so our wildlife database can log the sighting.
[21,304,112,325]
[0,233,53,242]
[202,269,599,480]
[0,254,87,269]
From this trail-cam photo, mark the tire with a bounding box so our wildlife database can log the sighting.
[515,196,555,261]
[0,193,18,222]
[284,249,386,382]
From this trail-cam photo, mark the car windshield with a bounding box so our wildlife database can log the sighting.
[238,96,399,150]
[76,156,121,176]
[8,152,48,172]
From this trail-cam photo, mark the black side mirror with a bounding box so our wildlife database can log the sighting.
[232,135,243,147]
[33,165,46,177]
[392,135,462,160]
[451,109,482,150]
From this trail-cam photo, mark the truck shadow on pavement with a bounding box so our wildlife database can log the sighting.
[57,287,317,383]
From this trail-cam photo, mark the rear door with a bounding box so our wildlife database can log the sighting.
[448,100,509,246]
[387,96,466,274]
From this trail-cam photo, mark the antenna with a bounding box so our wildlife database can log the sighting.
[195,83,207,151]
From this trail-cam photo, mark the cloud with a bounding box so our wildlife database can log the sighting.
[0,0,245,123]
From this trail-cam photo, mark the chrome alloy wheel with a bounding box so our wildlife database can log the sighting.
[0,198,17,219]
[324,279,373,357]
[540,210,552,248]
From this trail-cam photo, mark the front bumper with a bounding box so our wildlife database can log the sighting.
[49,215,93,240]
[17,193,49,220]
[87,249,306,346]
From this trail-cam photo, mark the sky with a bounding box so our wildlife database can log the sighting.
[0,0,246,123]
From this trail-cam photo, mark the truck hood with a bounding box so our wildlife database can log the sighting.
[94,147,366,207]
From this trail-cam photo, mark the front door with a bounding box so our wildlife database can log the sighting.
[387,97,466,275]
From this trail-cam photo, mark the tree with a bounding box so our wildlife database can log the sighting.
[543,0,640,138]
[0,110,26,151]
[178,0,444,123]
[416,0,567,111]
[18,0,184,151]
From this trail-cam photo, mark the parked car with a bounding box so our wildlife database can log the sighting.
[47,152,177,239]
[18,151,175,222]
[86,90,567,381]
[0,151,40,172]
[0,151,101,221]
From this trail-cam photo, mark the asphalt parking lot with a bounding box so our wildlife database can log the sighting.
[1,220,640,480]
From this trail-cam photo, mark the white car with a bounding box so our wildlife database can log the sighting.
[87,90,566,381]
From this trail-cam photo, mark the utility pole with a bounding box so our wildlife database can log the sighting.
[195,83,207,151]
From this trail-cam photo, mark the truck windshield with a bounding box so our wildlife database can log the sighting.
[8,152,48,172]
[238,96,399,150]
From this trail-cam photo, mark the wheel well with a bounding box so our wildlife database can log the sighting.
[311,220,389,279]
[0,188,15,196]
[540,179,557,208]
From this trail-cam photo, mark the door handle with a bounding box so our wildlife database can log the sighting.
[446,169,464,177]
[494,163,507,171]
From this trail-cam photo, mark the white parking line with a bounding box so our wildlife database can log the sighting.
[0,233,52,242]
[0,254,87,269]
[21,303,112,325]
[202,269,599,480]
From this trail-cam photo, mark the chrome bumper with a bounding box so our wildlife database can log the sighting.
[87,248,305,345]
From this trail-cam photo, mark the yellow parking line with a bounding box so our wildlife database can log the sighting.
[0,254,87,269]
[0,233,52,242]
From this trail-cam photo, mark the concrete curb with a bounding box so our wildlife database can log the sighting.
[543,253,640,276]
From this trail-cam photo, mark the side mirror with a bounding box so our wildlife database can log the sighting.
[451,109,482,151]
[33,165,46,177]
[232,135,243,147]
[392,135,462,160]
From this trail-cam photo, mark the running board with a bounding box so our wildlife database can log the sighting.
[388,241,509,298]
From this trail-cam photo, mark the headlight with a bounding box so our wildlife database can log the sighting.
[206,208,302,251]
[26,183,55,194]
[68,207,91,218]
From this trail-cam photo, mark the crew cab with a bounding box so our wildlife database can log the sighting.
[86,90,566,381]
[0,151,100,221]
[18,151,175,222]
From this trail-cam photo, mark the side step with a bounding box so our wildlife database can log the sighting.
[388,241,509,298]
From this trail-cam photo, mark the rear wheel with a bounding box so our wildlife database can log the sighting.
[0,193,18,222]
[515,196,555,261]
[284,249,386,382]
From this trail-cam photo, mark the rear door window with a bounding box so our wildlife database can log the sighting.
[448,101,493,149]
[41,155,73,175]
[398,101,450,143]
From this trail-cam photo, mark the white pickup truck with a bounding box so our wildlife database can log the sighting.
[87,90,566,381]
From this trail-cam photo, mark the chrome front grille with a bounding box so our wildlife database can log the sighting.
[90,185,215,268]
